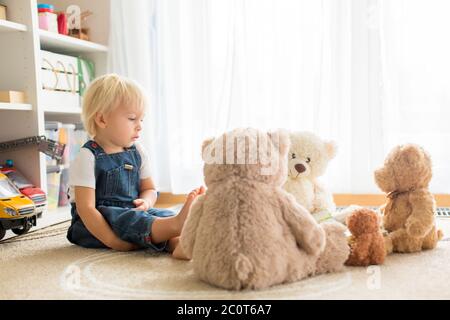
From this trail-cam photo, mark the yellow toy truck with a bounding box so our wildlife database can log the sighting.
[0,173,37,240]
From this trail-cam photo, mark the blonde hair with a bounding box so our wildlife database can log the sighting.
[81,73,147,138]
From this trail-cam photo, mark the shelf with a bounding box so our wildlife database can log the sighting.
[43,105,81,114]
[39,30,108,54]
[0,19,27,33]
[0,102,32,111]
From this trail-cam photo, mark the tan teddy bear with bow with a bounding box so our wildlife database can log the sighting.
[374,144,443,254]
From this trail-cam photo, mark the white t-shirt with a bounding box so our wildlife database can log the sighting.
[68,142,152,202]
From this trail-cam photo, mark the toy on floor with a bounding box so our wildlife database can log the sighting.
[345,207,386,266]
[0,173,37,240]
[374,144,443,254]
[283,131,337,223]
[180,128,349,290]
[1,160,47,216]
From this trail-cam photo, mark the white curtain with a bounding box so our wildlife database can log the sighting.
[107,0,161,186]
[108,0,450,195]
[145,0,355,194]
[379,0,450,193]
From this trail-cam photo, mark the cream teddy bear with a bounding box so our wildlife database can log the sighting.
[180,128,349,290]
[283,131,337,223]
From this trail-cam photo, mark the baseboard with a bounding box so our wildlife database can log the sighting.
[334,194,450,206]
[155,193,188,208]
[156,192,450,207]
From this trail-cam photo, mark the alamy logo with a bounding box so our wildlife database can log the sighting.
[62,265,81,290]
[202,131,283,176]
[366,266,381,290]
[66,5,81,30]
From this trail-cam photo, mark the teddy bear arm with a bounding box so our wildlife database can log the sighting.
[372,235,386,264]
[351,234,372,261]
[180,195,205,259]
[405,193,435,238]
[381,201,396,231]
[281,194,326,255]
[313,182,335,212]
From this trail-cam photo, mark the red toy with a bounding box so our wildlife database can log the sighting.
[0,161,47,216]
[57,13,68,35]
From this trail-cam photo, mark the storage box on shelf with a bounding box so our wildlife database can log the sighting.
[40,48,96,114]
[0,90,26,103]
[0,91,30,110]
[46,165,61,210]
[37,3,58,33]
[45,121,87,211]
[40,49,80,112]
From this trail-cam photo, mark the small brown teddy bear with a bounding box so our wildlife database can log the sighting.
[374,144,443,254]
[345,208,386,266]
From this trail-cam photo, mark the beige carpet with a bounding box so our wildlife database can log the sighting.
[1,217,449,300]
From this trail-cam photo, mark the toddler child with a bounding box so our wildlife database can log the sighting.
[66,74,203,259]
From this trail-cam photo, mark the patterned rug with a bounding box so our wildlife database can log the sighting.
[1,218,449,300]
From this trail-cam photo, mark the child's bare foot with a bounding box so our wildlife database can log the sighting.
[167,237,189,259]
[174,186,205,233]
[172,242,190,260]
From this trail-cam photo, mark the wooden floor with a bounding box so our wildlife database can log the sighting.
[155,193,450,208]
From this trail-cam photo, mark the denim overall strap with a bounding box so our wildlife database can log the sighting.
[82,140,107,157]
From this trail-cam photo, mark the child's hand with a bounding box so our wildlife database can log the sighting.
[133,198,151,211]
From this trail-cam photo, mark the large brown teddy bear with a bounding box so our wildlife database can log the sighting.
[374,144,443,254]
[345,208,386,266]
[180,128,349,290]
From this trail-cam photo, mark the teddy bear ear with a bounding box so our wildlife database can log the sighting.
[268,129,290,156]
[400,144,424,162]
[201,137,215,161]
[325,140,338,160]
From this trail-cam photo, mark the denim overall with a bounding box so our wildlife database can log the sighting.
[67,140,175,250]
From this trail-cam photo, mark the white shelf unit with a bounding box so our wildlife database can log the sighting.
[0,102,33,111]
[0,0,110,235]
[40,29,108,54]
[0,18,27,32]
[43,105,81,114]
